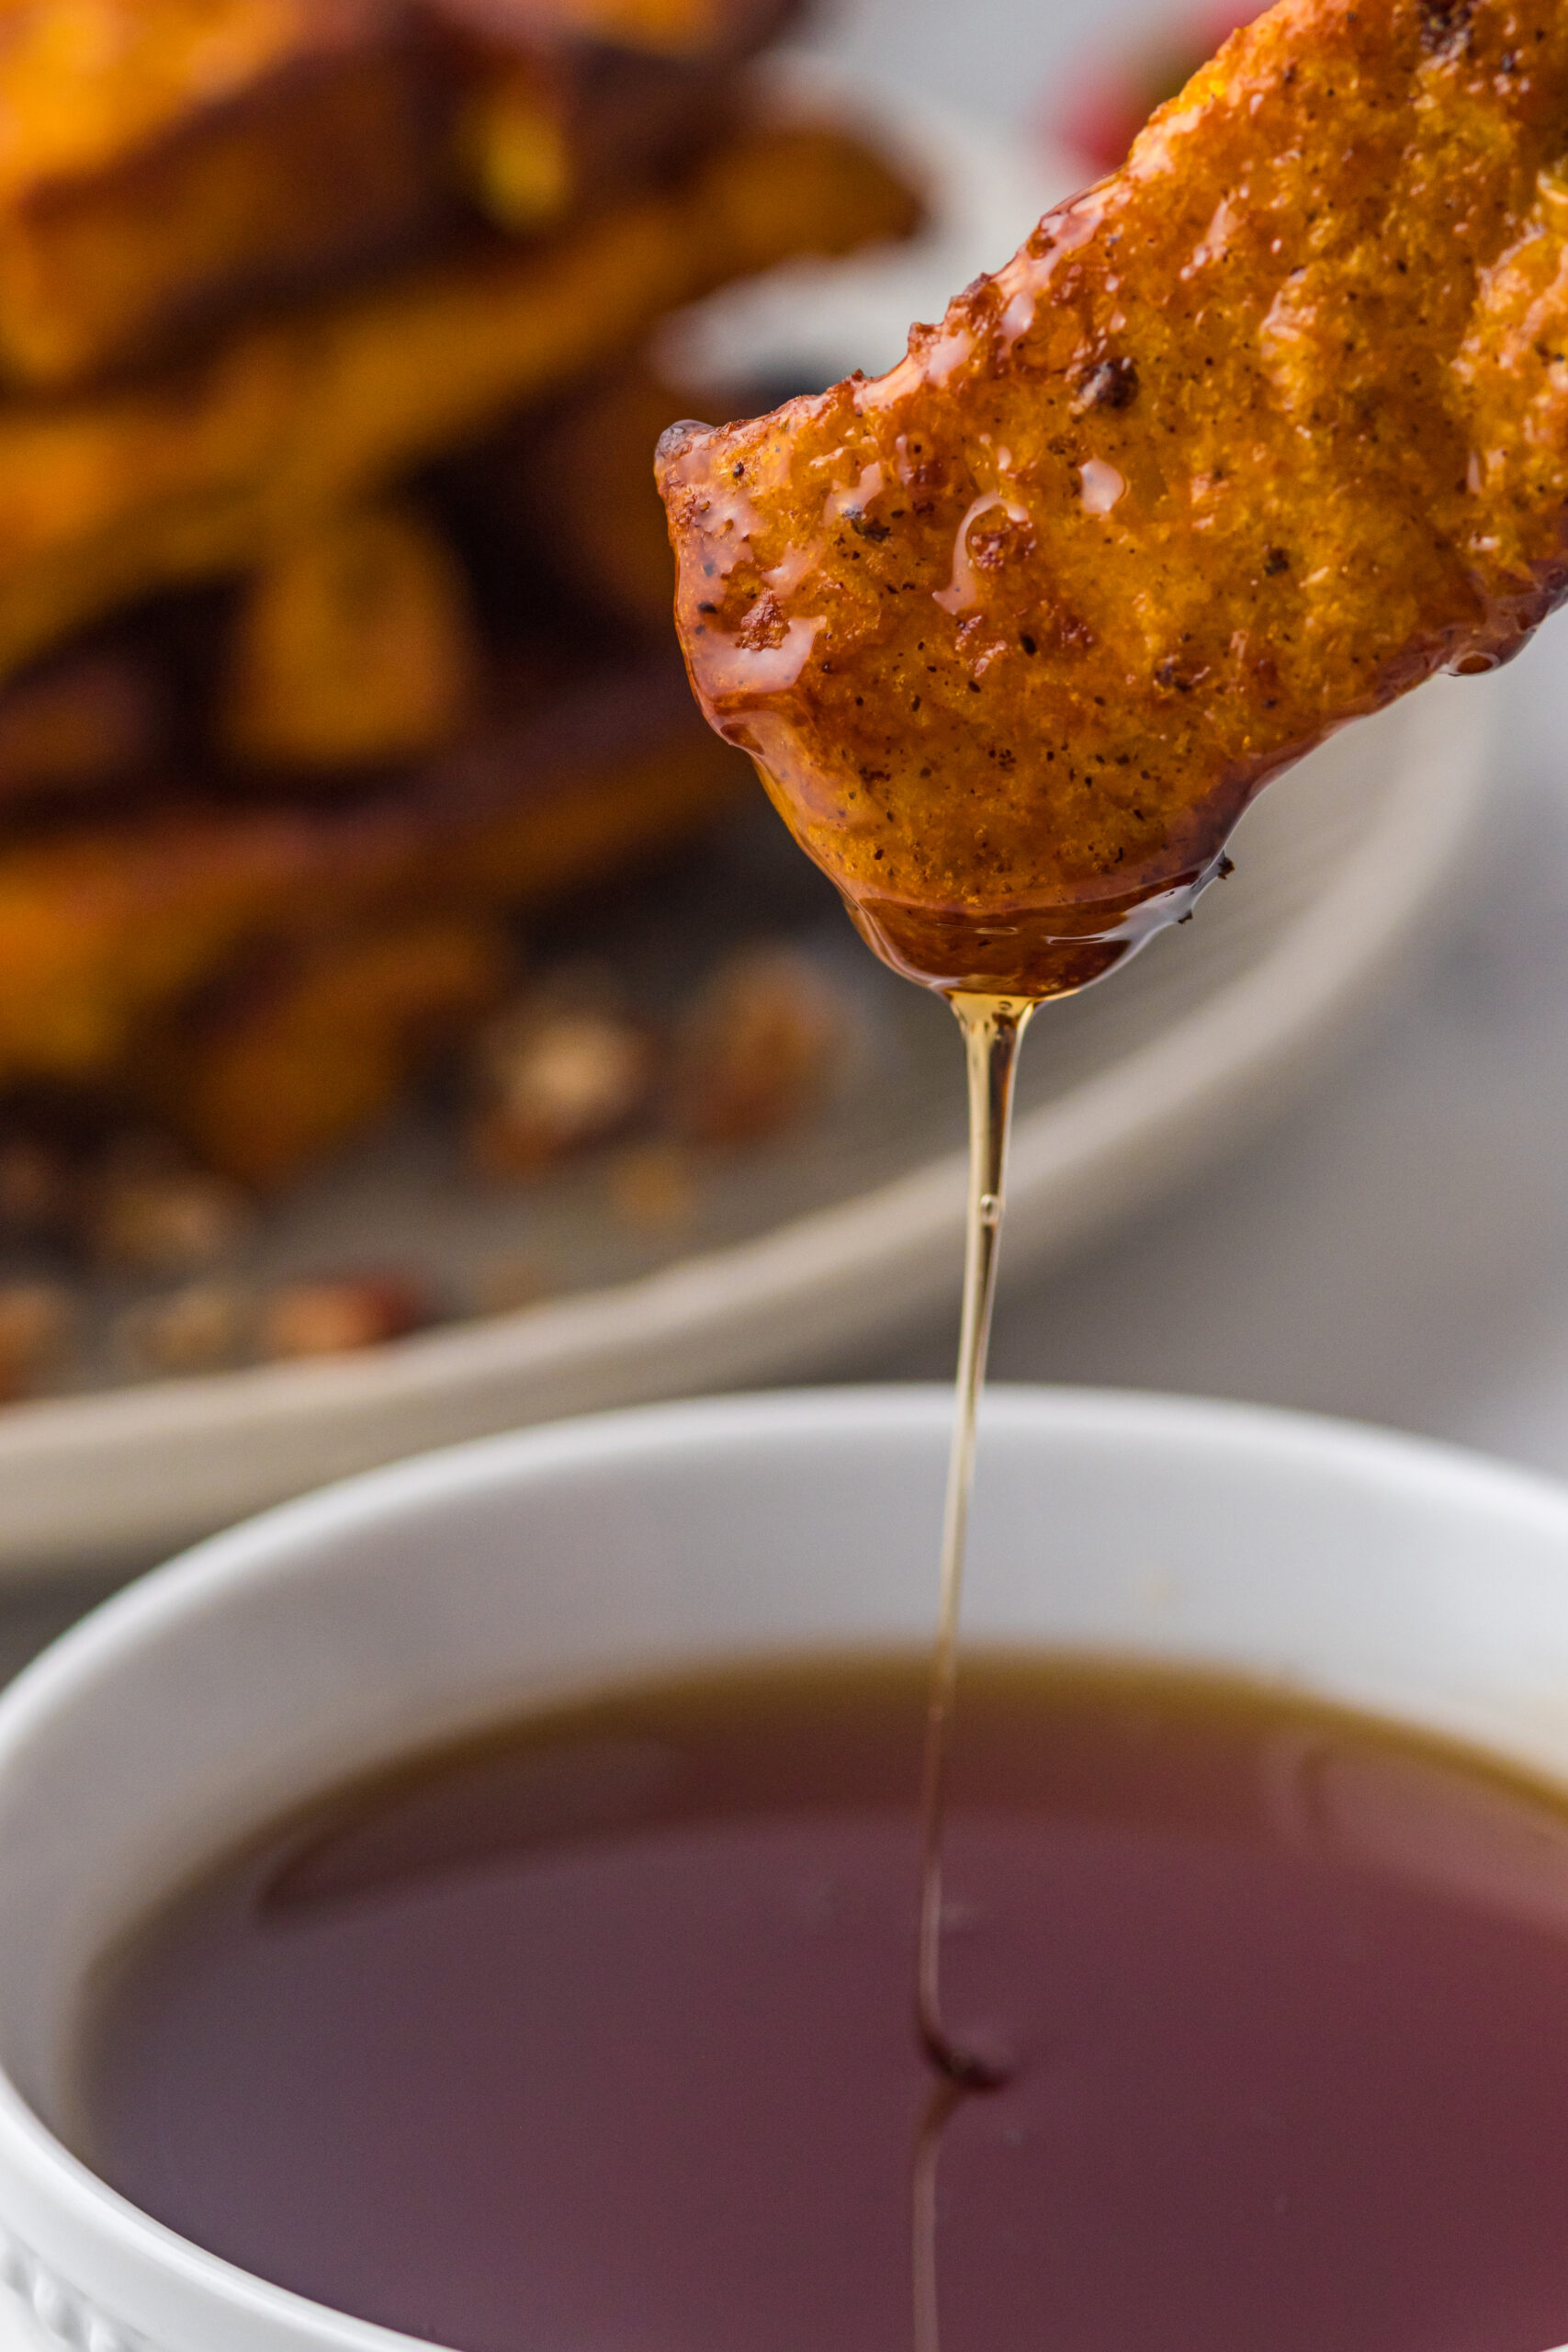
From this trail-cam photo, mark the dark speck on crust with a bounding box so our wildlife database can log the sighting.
[1418,0,1475,57]
[1074,356,1140,413]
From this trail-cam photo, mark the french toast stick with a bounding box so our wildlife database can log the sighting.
[660,0,1568,995]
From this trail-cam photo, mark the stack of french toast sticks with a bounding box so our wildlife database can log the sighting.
[0,0,917,1191]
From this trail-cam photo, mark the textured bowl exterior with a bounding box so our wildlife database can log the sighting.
[1,2221,149,2352]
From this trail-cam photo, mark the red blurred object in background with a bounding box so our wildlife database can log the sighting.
[1050,1,1259,171]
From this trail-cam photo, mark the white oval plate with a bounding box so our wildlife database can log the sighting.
[0,684,1487,1578]
[0,88,1493,1579]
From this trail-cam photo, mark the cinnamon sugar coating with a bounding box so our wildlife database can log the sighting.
[659,0,1568,995]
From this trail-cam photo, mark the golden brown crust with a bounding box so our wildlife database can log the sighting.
[660,0,1568,996]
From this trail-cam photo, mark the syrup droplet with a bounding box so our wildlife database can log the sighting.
[1080,458,1126,515]
[934,493,1031,615]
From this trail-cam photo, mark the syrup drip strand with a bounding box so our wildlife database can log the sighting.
[915,989,1036,2088]
[912,2072,966,2352]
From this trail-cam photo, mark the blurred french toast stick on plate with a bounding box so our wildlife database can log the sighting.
[219,503,483,774]
[0,655,745,1108]
[0,114,919,685]
[0,0,438,389]
[142,911,515,1187]
[0,0,925,1263]
[0,0,802,390]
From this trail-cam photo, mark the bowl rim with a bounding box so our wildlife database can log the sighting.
[5,1381,1568,2352]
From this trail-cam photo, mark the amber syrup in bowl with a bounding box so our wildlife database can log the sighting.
[73,1651,1568,2352]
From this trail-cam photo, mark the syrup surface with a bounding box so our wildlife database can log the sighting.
[76,1654,1568,2352]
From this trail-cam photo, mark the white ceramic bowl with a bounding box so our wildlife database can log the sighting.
[5,1385,1568,2352]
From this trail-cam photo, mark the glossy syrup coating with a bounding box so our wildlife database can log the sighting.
[659,0,1568,998]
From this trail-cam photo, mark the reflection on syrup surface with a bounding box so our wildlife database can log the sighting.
[77,1656,1568,2352]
